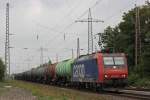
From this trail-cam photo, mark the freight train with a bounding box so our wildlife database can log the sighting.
[15,52,128,90]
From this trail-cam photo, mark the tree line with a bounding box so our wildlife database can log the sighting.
[101,3,150,77]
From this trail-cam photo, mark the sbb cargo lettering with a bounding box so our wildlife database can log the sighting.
[73,64,85,78]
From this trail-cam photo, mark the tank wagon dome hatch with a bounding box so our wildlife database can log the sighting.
[56,59,74,79]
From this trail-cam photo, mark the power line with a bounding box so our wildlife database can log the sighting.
[75,0,103,20]
[91,0,104,9]
[52,0,86,28]
[35,0,104,48]
[103,1,136,25]
[12,1,139,70]
[22,1,135,61]
[45,0,104,55]
[23,2,101,61]
[33,1,92,47]
[53,0,99,29]
[44,21,76,47]
[75,8,104,54]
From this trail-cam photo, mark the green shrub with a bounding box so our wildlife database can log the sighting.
[128,71,150,88]
[0,58,5,81]
[135,78,150,88]
[128,72,140,85]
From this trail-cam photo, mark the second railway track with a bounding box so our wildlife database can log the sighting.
[103,88,150,100]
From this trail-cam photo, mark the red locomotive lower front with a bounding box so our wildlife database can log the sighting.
[103,67,128,79]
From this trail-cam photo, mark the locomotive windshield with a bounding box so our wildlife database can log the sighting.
[103,57,114,65]
[114,57,124,65]
[103,56,125,66]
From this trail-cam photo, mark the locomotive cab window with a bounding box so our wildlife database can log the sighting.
[114,57,124,65]
[103,57,114,66]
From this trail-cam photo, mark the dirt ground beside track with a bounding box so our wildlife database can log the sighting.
[0,86,37,100]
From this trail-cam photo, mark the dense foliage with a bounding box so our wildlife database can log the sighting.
[102,3,150,78]
[0,58,5,81]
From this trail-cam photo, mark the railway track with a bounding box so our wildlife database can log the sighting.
[125,87,150,91]
[42,82,150,100]
[103,88,150,100]
[49,85,150,100]
[48,85,150,100]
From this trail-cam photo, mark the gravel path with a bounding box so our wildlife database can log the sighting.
[0,86,37,100]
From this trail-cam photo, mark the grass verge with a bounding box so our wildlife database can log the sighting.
[10,80,104,100]
[0,81,11,95]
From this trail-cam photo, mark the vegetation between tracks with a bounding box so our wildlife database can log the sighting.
[10,80,105,100]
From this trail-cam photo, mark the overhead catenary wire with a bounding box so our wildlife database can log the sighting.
[23,0,136,57]
[9,0,143,73]
[37,0,105,48]
[55,0,138,57]
[103,2,136,24]
[33,0,95,47]
[51,0,87,28]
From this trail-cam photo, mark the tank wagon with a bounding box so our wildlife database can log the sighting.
[56,59,74,85]
[15,52,128,89]
[45,63,57,83]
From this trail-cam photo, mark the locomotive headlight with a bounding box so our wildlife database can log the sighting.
[113,66,117,69]
[104,75,108,78]
[122,74,126,77]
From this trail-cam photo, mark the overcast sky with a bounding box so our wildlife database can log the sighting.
[0,0,147,74]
